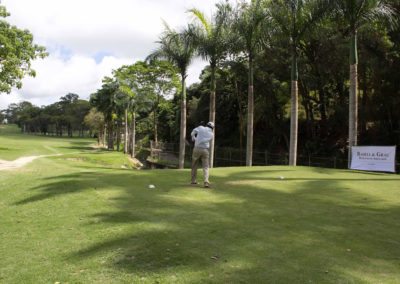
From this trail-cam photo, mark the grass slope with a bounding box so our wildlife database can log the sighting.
[1,125,400,283]
[0,124,97,160]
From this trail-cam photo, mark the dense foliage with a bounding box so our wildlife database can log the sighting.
[187,0,400,161]
[1,0,399,165]
[3,93,90,136]
[0,4,47,93]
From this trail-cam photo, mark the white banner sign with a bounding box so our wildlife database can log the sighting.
[350,146,397,173]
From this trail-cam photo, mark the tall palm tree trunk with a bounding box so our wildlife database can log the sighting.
[116,121,121,152]
[209,64,216,168]
[289,80,298,165]
[289,48,298,166]
[153,94,160,147]
[124,108,128,154]
[107,121,114,150]
[246,56,254,166]
[153,110,158,145]
[348,31,358,166]
[131,111,136,158]
[178,74,187,169]
[103,125,107,146]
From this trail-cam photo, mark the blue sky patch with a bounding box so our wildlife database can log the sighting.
[94,51,113,64]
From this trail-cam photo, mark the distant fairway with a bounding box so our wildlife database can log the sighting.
[1,125,400,283]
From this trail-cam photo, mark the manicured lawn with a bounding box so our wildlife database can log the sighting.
[0,124,97,160]
[1,125,400,283]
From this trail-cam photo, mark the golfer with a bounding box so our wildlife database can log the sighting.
[190,121,214,188]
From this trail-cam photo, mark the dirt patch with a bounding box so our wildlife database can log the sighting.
[0,154,61,171]
[128,156,144,169]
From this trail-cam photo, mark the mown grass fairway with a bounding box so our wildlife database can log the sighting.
[1,125,400,283]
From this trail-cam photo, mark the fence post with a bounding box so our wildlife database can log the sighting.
[308,155,311,166]
[333,157,337,169]
[265,150,268,165]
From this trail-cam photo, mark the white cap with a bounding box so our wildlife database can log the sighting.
[207,121,215,129]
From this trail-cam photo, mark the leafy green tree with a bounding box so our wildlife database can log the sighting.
[4,101,35,131]
[59,93,79,137]
[0,4,47,93]
[116,60,179,146]
[0,109,5,123]
[90,77,120,150]
[3,102,20,124]
[147,23,196,169]
[114,61,179,157]
[43,102,64,136]
[146,60,180,144]
[84,108,105,144]
[71,99,91,137]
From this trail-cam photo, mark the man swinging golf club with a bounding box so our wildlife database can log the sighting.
[190,121,214,188]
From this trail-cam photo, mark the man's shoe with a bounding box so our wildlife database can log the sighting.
[204,182,210,188]
[191,181,198,185]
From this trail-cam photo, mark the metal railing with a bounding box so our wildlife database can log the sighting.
[146,141,351,169]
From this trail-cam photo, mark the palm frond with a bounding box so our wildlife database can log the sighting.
[188,8,212,36]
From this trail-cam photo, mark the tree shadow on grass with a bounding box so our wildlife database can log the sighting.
[15,167,400,282]
[60,146,98,151]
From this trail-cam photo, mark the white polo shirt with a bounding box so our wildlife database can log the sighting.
[191,126,214,149]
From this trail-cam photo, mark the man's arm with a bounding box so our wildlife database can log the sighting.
[191,128,199,142]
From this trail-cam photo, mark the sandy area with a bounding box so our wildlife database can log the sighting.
[0,154,60,171]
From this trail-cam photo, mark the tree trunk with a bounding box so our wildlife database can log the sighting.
[99,128,103,146]
[348,31,358,166]
[131,111,136,158]
[124,109,128,154]
[209,64,216,168]
[107,121,114,150]
[153,108,158,145]
[289,80,298,166]
[348,63,358,162]
[116,121,121,152]
[154,93,160,145]
[178,74,187,169]
[103,125,107,146]
[246,56,254,166]
[289,44,298,166]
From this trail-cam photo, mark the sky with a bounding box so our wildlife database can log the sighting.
[0,0,235,109]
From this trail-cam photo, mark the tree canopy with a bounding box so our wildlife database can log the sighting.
[2,0,400,167]
[0,4,47,94]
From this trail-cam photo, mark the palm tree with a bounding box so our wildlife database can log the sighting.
[147,23,196,169]
[232,0,265,166]
[334,0,396,165]
[114,64,149,158]
[188,3,231,168]
[89,77,119,150]
[270,0,332,166]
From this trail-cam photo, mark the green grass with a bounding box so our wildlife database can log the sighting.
[0,124,98,160]
[1,124,400,283]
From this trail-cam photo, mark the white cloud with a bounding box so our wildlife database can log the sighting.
[0,0,232,109]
